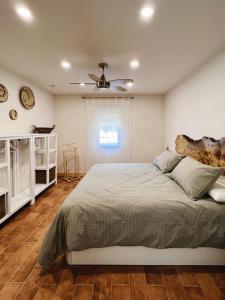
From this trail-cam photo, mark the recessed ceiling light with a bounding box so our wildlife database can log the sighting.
[15,5,33,23]
[61,60,71,70]
[140,6,154,20]
[80,83,85,87]
[127,81,133,87]
[130,60,140,69]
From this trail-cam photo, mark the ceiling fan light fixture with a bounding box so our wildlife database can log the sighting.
[69,63,134,92]
[127,81,133,87]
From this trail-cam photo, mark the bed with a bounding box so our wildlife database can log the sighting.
[38,135,225,269]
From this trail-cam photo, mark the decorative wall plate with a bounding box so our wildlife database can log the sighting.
[0,84,8,103]
[19,86,35,109]
[9,109,18,120]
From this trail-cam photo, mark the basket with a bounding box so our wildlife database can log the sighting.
[0,194,6,219]
[35,170,47,184]
[32,125,55,134]
[35,167,56,184]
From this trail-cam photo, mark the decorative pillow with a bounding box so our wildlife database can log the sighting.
[153,150,183,173]
[208,179,225,202]
[170,156,221,199]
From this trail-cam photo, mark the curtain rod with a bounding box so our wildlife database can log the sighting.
[82,96,134,100]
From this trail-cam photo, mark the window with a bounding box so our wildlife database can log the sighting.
[99,126,119,147]
[86,98,131,168]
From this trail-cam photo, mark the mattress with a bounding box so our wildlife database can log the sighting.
[38,163,225,269]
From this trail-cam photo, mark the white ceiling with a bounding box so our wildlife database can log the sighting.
[1,0,225,95]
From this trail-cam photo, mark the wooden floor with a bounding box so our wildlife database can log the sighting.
[1,180,225,299]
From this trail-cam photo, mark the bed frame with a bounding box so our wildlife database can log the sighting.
[67,135,225,266]
[67,247,225,265]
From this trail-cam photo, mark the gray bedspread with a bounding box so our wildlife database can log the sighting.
[38,163,225,269]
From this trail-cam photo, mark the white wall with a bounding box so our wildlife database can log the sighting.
[165,48,225,150]
[0,67,54,135]
[55,95,164,172]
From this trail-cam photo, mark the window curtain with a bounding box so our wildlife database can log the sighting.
[85,98,131,170]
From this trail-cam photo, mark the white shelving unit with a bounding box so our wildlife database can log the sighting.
[9,136,33,212]
[0,133,57,224]
[0,138,9,223]
[34,134,57,197]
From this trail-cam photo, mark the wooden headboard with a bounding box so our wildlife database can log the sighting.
[175,135,225,173]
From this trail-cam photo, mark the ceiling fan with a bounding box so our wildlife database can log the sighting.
[70,63,134,92]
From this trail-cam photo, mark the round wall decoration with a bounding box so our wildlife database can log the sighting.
[9,109,18,120]
[0,84,8,103]
[19,86,35,109]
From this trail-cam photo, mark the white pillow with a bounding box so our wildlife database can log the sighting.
[208,177,225,202]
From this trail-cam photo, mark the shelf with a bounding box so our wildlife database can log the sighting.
[35,183,48,196]
[0,162,8,169]
[35,179,56,196]
[49,179,56,185]
[35,149,47,153]
[0,134,32,139]
[49,148,57,153]
[33,133,56,137]
[0,213,10,224]
[35,163,56,170]
[35,148,56,153]
[11,189,31,212]
[0,188,7,196]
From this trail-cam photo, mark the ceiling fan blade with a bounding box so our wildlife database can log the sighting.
[69,82,95,85]
[111,85,127,92]
[110,79,134,86]
[88,74,100,82]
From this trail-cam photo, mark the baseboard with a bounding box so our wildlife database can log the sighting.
[57,172,86,178]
